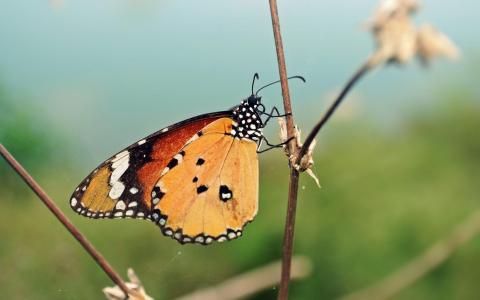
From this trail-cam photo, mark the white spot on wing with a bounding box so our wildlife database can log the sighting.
[70,198,77,207]
[108,152,130,199]
[115,200,126,210]
[186,133,200,144]
[137,139,146,145]
[129,187,139,194]
[111,154,129,183]
[173,153,183,163]
[160,167,169,176]
[111,151,129,163]
[109,181,125,199]
[161,127,169,133]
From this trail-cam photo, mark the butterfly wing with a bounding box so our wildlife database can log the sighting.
[70,111,231,220]
[151,117,259,244]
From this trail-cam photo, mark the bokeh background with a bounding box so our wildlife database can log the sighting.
[1,0,480,299]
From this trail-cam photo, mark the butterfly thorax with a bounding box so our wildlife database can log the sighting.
[230,96,263,142]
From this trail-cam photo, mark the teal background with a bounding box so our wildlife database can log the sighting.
[1,1,480,299]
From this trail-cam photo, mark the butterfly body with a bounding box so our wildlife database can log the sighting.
[70,95,265,245]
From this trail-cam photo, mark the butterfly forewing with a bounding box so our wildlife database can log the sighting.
[70,112,231,220]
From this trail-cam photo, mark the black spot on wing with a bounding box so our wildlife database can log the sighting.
[219,185,233,201]
[196,158,205,166]
[166,158,179,169]
[192,176,198,183]
[197,185,208,194]
[152,186,165,199]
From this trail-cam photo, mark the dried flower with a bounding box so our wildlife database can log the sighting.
[367,0,419,66]
[366,0,459,68]
[103,268,153,300]
[368,13,417,66]
[416,24,460,64]
[278,118,320,187]
[369,0,420,29]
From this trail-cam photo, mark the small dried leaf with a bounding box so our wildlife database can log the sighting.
[103,268,153,300]
[278,118,320,187]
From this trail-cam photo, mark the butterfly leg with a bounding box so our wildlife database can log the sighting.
[256,136,294,153]
[260,106,292,126]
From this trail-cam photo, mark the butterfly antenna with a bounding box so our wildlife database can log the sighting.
[251,73,260,95]
[255,76,306,96]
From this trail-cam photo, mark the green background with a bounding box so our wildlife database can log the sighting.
[1,1,480,299]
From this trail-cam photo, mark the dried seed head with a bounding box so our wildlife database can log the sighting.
[370,13,417,66]
[367,0,459,68]
[103,268,153,300]
[369,0,420,30]
[416,24,460,64]
[278,118,320,187]
[367,0,418,66]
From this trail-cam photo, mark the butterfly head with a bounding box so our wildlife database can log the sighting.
[247,94,262,108]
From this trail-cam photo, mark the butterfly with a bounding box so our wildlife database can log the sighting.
[70,74,304,245]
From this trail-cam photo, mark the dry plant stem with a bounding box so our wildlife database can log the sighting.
[338,210,480,300]
[0,144,136,298]
[268,0,297,153]
[175,256,313,300]
[296,62,371,165]
[268,1,300,299]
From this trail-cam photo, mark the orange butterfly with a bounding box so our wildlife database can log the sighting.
[70,74,303,245]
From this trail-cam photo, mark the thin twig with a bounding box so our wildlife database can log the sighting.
[175,256,313,300]
[267,1,301,299]
[296,62,371,165]
[0,144,137,298]
[268,0,297,155]
[338,210,480,300]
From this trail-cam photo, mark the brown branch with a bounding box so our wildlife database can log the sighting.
[296,62,371,165]
[338,210,480,300]
[267,1,302,299]
[267,3,372,296]
[175,256,313,300]
[0,144,137,298]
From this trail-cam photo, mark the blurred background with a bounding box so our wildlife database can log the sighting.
[1,0,479,299]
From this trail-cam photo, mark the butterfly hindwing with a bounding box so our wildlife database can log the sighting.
[70,112,231,220]
[151,117,259,244]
